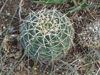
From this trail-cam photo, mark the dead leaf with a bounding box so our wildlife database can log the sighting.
[15,61,24,72]
[15,50,22,59]
[3,35,9,51]
[34,72,39,75]
[7,53,15,58]
[22,2,25,6]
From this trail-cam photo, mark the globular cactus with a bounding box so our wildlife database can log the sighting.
[78,20,100,48]
[20,9,74,62]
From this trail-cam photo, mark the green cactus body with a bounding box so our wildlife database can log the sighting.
[78,20,100,48]
[20,9,74,61]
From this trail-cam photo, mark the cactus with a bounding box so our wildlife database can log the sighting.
[78,20,100,48]
[20,9,74,61]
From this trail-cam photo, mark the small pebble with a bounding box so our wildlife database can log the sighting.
[2,16,5,19]
[7,13,10,15]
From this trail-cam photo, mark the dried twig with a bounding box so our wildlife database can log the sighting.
[0,0,8,13]
[19,0,24,22]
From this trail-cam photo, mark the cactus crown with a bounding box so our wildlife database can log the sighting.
[78,20,100,48]
[20,9,74,62]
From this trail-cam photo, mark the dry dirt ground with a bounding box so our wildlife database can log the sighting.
[0,0,100,75]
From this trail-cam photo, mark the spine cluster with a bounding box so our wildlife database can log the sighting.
[78,20,100,48]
